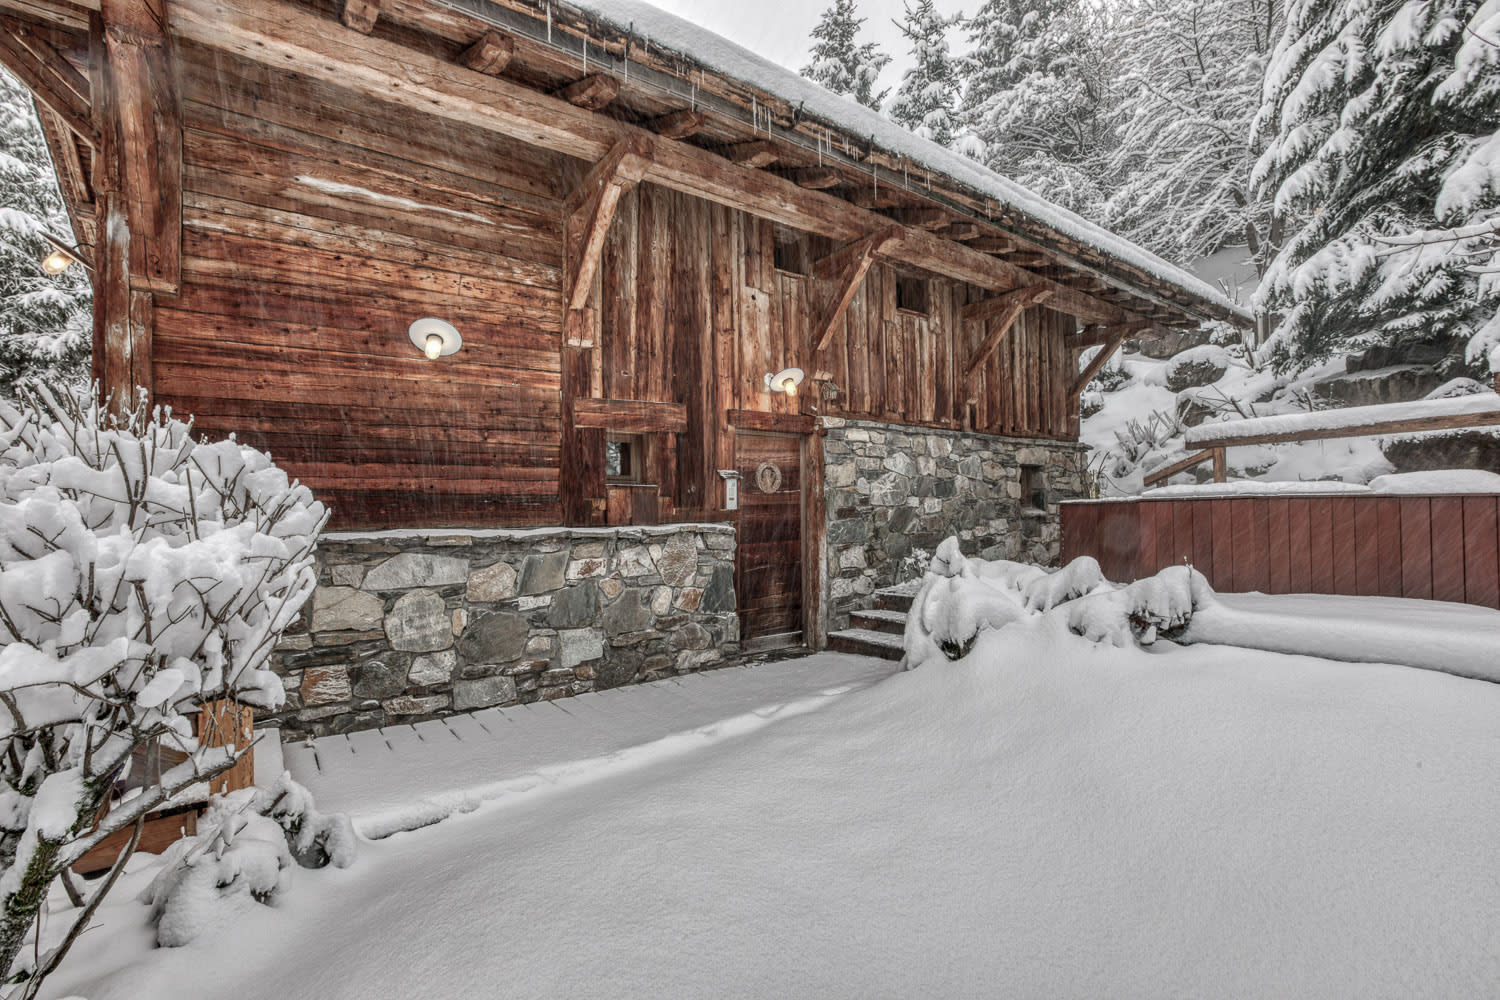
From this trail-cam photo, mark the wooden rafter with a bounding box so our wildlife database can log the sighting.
[970,237,1015,254]
[0,16,95,144]
[943,222,980,240]
[723,139,778,167]
[646,109,703,139]
[811,227,899,354]
[341,0,379,32]
[175,0,1151,327]
[556,73,618,110]
[1066,319,1153,350]
[563,136,652,333]
[780,167,841,190]
[34,104,93,240]
[459,31,512,75]
[963,286,1054,381]
[885,207,948,230]
[1069,325,1140,397]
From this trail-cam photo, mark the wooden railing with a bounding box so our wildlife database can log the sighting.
[1062,493,1500,609]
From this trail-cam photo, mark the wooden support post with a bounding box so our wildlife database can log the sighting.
[556,73,619,110]
[646,109,704,139]
[810,229,897,354]
[963,286,1053,381]
[198,700,255,796]
[458,31,513,75]
[560,346,605,525]
[1212,447,1227,483]
[562,136,652,338]
[341,0,380,32]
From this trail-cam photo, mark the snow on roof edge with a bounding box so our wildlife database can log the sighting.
[564,0,1251,323]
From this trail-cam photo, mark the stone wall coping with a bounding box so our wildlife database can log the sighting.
[321,523,736,544]
[819,416,1089,451]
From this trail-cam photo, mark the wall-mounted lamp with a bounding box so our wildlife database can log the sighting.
[38,232,89,276]
[764,366,805,397]
[409,317,462,360]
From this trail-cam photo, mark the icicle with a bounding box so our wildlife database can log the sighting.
[546,2,551,44]
[582,36,588,73]
[752,95,757,134]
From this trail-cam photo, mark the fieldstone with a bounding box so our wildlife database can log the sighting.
[384,693,449,716]
[573,541,605,559]
[459,611,529,663]
[603,589,653,634]
[870,472,908,506]
[300,666,350,706]
[353,658,408,700]
[363,553,469,591]
[827,462,857,488]
[702,564,735,613]
[616,545,655,578]
[452,608,469,634]
[547,582,598,627]
[704,532,735,551]
[559,628,604,668]
[311,587,384,633]
[540,668,576,686]
[675,622,711,650]
[882,452,917,478]
[453,675,518,711]
[385,590,452,652]
[409,650,456,686]
[330,564,365,587]
[276,634,313,652]
[524,635,554,656]
[567,558,605,581]
[839,547,868,570]
[501,659,549,676]
[599,575,625,600]
[651,586,673,616]
[674,588,703,612]
[519,550,569,595]
[656,535,698,587]
[467,561,518,602]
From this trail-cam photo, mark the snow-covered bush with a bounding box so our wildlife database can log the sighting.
[0,386,326,987]
[140,772,354,947]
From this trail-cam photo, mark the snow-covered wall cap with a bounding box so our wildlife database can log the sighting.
[1184,394,1500,447]
[565,0,1250,324]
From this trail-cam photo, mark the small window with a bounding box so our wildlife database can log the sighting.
[606,434,644,482]
[896,274,929,314]
[772,231,810,276]
[1020,464,1047,512]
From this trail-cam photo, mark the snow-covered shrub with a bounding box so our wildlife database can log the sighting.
[140,772,354,947]
[0,386,326,985]
[1063,566,1210,646]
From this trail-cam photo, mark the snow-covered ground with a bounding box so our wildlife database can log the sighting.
[43,609,1500,999]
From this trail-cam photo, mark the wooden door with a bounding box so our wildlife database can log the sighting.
[735,432,804,649]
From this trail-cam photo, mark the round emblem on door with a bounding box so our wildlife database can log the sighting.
[754,461,783,494]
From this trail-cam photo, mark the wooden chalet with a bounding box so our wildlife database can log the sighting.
[0,0,1249,725]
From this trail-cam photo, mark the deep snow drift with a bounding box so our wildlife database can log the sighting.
[43,612,1500,999]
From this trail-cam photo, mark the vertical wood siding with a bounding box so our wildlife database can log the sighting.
[1061,496,1500,610]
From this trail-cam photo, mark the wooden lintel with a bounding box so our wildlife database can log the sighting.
[341,0,379,32]
[564,136,653,317]
[459,30,512,75]
[1069,327,1133,397]
[175,0,1151,328]
[556,73,618,110]
[723,139,778,168]
[727,409,816,435]
[780,167,841,190]
[963,287,1054,381]
[646,109,704,139]
[1066,319,1153,350]
[0,19,95,144]
[811,229,898,354]
[573,398,688,433]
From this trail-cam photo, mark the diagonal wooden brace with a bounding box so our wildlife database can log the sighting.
[811,227,900,354]
[564,136,653,329]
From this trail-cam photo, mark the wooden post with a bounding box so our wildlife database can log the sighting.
[1212,447,1227,483]
[198,699,255,795]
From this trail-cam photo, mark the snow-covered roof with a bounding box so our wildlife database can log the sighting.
[563,0,1251,324]
[1184,393,1500,446]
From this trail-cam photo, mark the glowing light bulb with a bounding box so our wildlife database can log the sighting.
[41,249,72,275]
[783,379,797,397]
[425,333,444,360]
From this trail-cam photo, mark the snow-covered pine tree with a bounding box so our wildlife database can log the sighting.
[801,0,893,110]
[0,67,90,395]
[888,0,963,146]
[955,0,1113,211]
[1252,0,1500,371]
[1101,0,1282,269]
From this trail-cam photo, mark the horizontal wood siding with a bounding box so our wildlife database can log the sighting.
[1062,495,1500,610]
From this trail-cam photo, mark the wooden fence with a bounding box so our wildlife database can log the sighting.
[1061,494,1500,610]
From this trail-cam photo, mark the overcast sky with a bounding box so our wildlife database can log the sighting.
[640,0,968,98]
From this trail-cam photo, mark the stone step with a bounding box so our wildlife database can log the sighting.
[828,627,905,662]
[849,608,908,635]
[873,584,918,614]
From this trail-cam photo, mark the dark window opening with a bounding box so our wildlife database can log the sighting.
[1020,464,1047,512]
[896,274,929,314]
[773,231,810,276]
[606,435,645,483]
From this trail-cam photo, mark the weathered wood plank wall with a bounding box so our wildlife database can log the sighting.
[1062,496,1500,609]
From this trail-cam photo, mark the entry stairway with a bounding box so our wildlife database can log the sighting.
[827,581,921,662]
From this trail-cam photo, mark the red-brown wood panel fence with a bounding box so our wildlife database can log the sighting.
[1061,495,1500,610]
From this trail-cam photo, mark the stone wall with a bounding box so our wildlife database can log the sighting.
[268,524,737,738]
[821,418,1088,630]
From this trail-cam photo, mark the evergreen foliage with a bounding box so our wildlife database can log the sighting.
[888,0,964,146]
[1252,0,1500,369]
[0,68,90,395]
[801,0,893,110]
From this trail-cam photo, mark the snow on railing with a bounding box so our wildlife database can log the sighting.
[1184,393,1500,448]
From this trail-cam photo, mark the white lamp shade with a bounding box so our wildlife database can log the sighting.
[763,367,805,394]
[409,318,463,358]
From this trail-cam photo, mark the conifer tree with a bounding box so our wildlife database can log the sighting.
[1252,0,1500,369]
[801,0,893,110]
[888,0,963,146]
[0,68,90,394]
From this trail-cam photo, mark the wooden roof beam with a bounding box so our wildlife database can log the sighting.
[779,166,841,190]
[885,207,948,230]
[556,73,619,111]
[970,237,1015,254]
[646,109,704,139]
[0,15,95,145]
[459,31,513,75]
[943,222,981,241]
[723,139,779,168]
[963,287,1054,381]
[811,228,900,353]
[341,0,380,33]
[176,0,1145,327]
